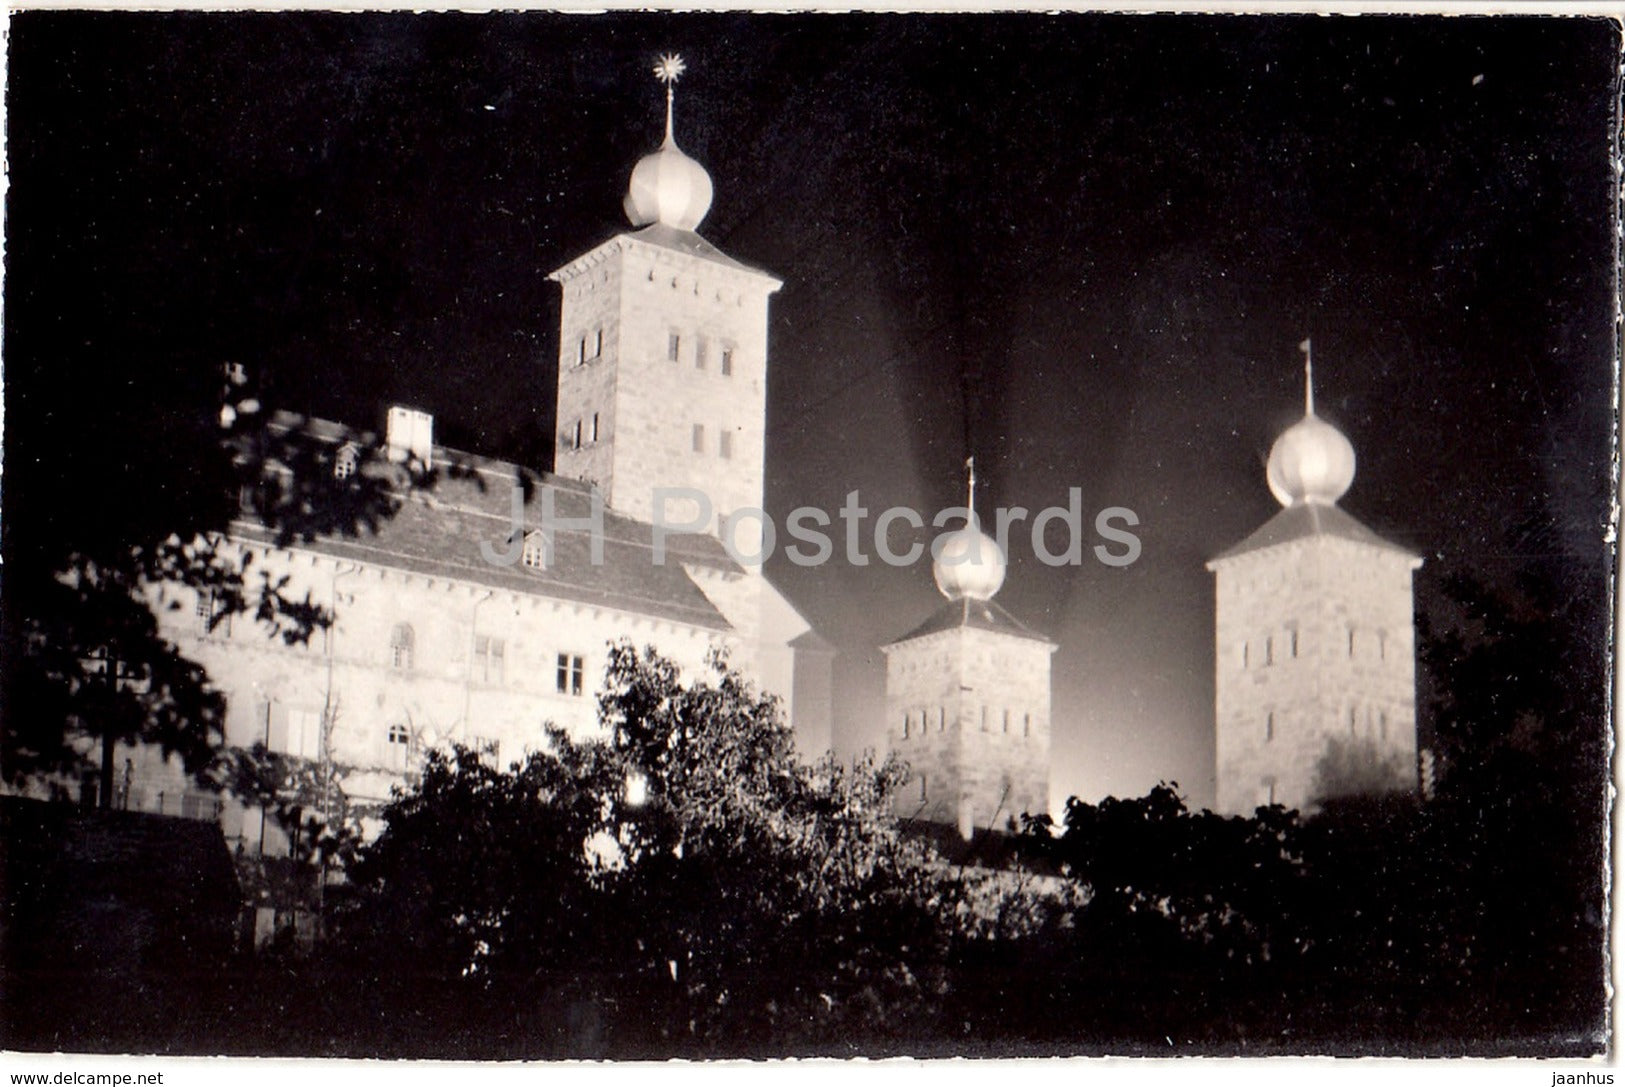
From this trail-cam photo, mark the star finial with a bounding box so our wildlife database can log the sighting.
[653,53,686,85]
[652,54,687,144]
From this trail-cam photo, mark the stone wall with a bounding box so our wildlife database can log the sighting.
[1211,532,1420,815]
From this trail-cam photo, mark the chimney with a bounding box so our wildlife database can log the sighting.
[386,405,434,469]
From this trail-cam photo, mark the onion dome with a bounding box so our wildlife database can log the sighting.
[933,524,1007,601]
[1266,339,1356,507]
[623,53,713,231]
[932,456,1006,600]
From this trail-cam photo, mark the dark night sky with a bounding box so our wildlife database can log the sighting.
[5,12,1617,809]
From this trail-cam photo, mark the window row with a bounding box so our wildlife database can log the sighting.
[900,706,1034,738]
[563,412,603,451]
[691,423,736,459]
[667,330,737,376]
[386,623,588,696]
[1255,704,1393,745]
[1239,625,1392,669]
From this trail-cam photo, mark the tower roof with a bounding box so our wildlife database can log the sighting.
[623,53,714,232]
[1208,501,1421,565]
[886,596,1055,648]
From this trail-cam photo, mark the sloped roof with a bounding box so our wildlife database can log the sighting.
[1210,501,1420,564]
[888,596,1055,648]
[628,223,780,283]
[238,419,740,632]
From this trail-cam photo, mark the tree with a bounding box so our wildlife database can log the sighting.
[327,643,971,1057]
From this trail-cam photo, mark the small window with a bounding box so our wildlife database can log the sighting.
[902,713,910,739]
[196,590,232,637]
[475,635,505,684]
[939,706,946,731]
[695,336,708,370]
[577,336,588,365]
[390,623,415,671]
[572,419,583,450]
[593,328,603,357]
[692,424,705,453]
[1378,630,1388,661]
[556,653,585,696]
[719,429,733,460]
[1289,627,1299,658]
[668,332,681,362]
[720,347,734,376]
[1348,704,1357,733]
[1242,641,1250,670]
[591,412,601,443]
[386,723,411,770]
[980,706,988,732]
[1265,712,1275,742]
[1348,627,1356,658]
[1265,635,1274,666]
[1023,713,1031,737]
[1002,709,1010,734]
[333,443,360,481]
[522,530,547,570]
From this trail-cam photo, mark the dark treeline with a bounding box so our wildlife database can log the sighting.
[7,639,1604,1058]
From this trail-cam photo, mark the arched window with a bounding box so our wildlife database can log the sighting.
[390,623,415,671]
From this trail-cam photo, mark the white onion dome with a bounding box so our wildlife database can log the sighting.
[623,132,713,231]
[1266,411,1356,507]
[933,524,1007,601]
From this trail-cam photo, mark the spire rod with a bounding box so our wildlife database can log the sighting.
[653,53,687,145]
[966,455,977,527]
[1299,337,1315,415]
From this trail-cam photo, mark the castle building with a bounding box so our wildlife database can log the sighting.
[1207,348,1422,816]
[883,465,1055,838]
[116,56,831,855]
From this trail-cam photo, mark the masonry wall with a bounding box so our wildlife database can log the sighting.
[554,236,776,549]
[1211,533,1420,815]
[137,539,726,853]
[885,625,1054,835]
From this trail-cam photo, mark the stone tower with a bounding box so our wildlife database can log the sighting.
[884,463,1056,838]
[1207,344,1422,816]
[548,55,782,543]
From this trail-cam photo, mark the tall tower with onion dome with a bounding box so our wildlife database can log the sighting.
[548,54,781,540]
[1207,341,1423,816]
[883,460,1057,839]
[546,55,829,757]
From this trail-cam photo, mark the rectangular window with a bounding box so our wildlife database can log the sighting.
[692,424,705,453]
[1265,712,1275,742]
[572,419,583,450]
[196,590,232,637]
[475,635,505,685]
[577,336,588,365]
[557,653,585,696]
[719,429,733,459]
[668,332,681,362]
[591,412,601,443]
[696,336,708,370]
[266,704,322,760]
[720,347,734,376]
[593,328,603,357]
